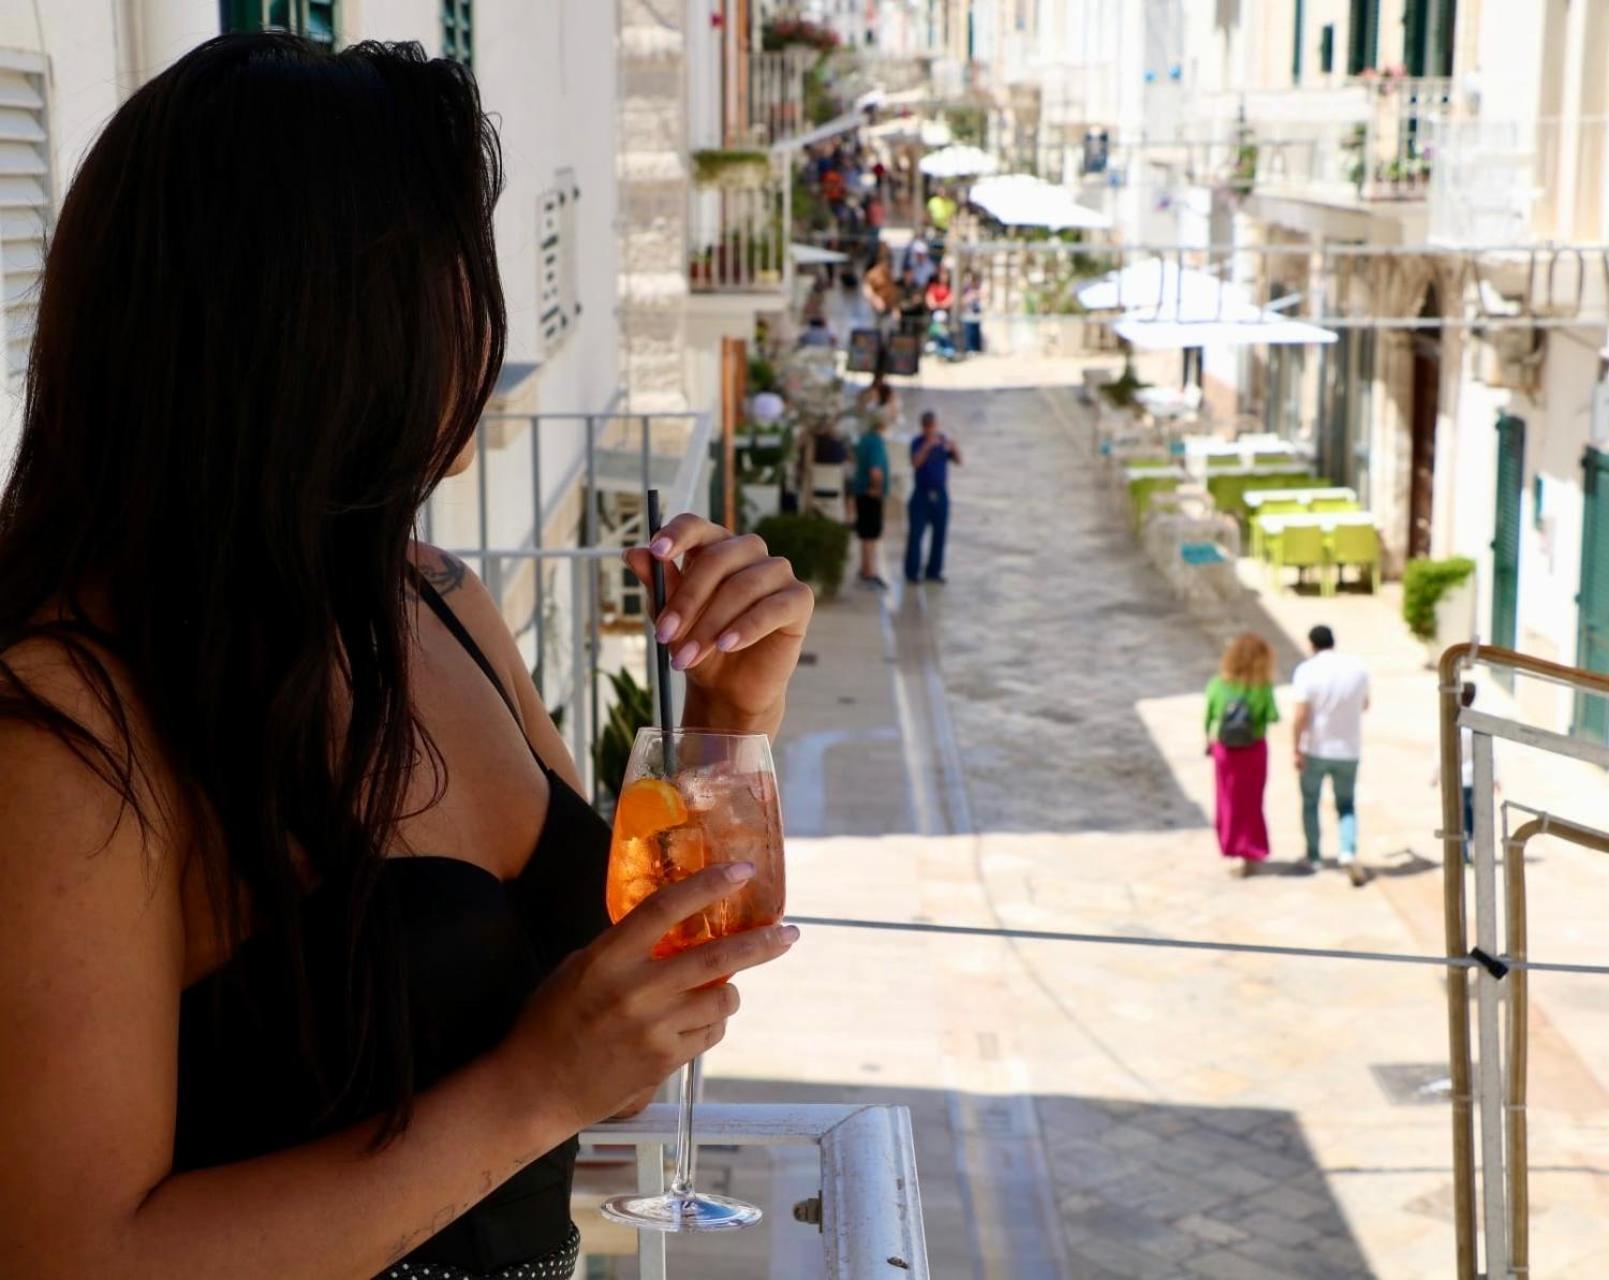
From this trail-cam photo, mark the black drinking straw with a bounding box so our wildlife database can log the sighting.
[645,489,675,769]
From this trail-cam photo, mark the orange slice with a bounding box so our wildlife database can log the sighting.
[614,777,689,840]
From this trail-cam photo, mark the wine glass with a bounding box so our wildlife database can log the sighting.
[600,728,787,1232]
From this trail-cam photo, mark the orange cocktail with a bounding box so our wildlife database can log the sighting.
[606,768,785,957]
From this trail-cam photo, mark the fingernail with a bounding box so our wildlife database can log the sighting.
[621,548,632,565]
[650,537,673,558]
[716,630,740,653]
[725,862,756,882]
[655,612,681,643]
[672,641,699,670]
[777,924,801,945]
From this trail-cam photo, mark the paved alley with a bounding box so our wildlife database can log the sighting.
[580,357,1609,1280]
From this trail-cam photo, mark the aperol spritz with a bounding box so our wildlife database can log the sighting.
[600,728,786,1232]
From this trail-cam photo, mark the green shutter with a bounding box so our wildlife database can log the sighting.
[1575,449,1609,740]
[219,0,336,45]
[1348,0,1379,74]
[1293,0,1306,83]
[444,0,474,67]
[1491,415,1524,664]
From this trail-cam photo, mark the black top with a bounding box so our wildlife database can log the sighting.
[173,574,612,1274]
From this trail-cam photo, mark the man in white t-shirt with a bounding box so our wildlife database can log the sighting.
[1291,624,1370,885]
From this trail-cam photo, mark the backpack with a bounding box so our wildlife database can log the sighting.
[1218,695,1259,748]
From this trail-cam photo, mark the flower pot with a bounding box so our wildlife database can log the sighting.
[1426,572,1478,664]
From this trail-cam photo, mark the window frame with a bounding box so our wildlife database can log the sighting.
[219,0,339,48]
[443,0,473,68]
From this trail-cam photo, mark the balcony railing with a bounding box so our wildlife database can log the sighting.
[747,50,811,145]
[688,164,791,295]
[1427,116,1609,246]
[1192,77,1453,205]
[581,1103,930,1279]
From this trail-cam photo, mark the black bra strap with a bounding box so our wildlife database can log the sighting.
[408,564,526,730]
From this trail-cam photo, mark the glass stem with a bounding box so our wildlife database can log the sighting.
[668,1055,701,1201]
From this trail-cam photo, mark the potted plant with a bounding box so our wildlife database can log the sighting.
[1341,124,1368,193]
[691,148,772,191]
[1403,556,1477,663]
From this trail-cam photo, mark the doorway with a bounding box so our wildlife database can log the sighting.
[1408,287,1442,560]
[1491,414,1525,690]
[1575,449,1609,741]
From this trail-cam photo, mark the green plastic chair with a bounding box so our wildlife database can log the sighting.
[1128,474,1182,532]
[1249,502,1304,558]
[1272,523,1329,594]
[1330,522,1381,593]
[1311,497,1361,513]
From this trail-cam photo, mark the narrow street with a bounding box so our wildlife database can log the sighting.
[581,359,1609,1280]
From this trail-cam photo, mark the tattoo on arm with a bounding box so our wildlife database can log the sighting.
[419,550,468,596]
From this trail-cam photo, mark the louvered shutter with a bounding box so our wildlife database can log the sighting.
[0,51,49,389]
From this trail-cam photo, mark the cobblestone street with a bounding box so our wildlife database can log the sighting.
[580,356,1609,1279]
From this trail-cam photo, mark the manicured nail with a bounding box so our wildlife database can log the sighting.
[650,537,673,558]
[777,924,801,945]
[726,862,756,882]
[716,630,741,652]
[655,612,681,643]
[672,641,699,670]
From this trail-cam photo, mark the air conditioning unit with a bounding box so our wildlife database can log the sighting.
[1475,327,1543,392]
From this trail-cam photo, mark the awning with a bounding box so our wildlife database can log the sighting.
[774,110,870,154]
[919,144,999,178]
[968,173,1110,230]
[1114,315,1339,349]
[790,242,850,265]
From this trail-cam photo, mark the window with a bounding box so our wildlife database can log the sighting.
[538,171,580,358]
[0,51,50,388]
[1347,0,1379,75]
[1292,0,1306,83]
[443,0,473,68]
[1319,23,1335,74]
[220,1,338,47]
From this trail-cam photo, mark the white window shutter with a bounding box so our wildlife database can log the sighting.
[0,51,50,389]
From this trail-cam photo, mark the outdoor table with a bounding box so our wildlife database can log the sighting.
[1243,486,1359,510]
[1254,511,1377,536]
[1256,511,1381,596]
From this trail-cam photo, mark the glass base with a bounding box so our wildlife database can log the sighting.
[600,1190,763,1233]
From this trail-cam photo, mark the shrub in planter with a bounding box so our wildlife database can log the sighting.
[1402,556,1476,641]
[691,148,771,190]
[755,511,850,600]
[593,666,655,803]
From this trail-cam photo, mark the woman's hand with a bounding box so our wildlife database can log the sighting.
[624,514,814,736]
[500,864,798,1135]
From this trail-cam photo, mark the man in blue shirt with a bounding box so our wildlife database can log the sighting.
[904,409,962,584]
[852,398,892,589]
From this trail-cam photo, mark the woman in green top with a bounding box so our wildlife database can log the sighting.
[1204,633,1280,875]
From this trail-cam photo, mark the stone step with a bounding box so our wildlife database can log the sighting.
[620,270,689,306]
[619,150,686,185]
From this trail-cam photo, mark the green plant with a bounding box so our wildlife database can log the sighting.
[1402,556,1476,641]
[944,105,988,146]
[754,511,850,599]
[748,353,779,393]
[761,16,840,53]
[593,666,656,801]
[1099,351,1149,409]
[691,148,771,189]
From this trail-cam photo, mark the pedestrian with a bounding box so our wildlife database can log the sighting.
[904,410,960,584]
[852,387,894,588]
[1204,634,1280,876]
[924,267,956,358]
[1291,624,1371,885]
[863,243,899,335]
[961,271,985,354]
[904,237,935,289]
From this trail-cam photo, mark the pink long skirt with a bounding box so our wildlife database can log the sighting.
[1211,738,1271,861]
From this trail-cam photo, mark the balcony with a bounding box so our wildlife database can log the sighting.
[687,157,791,297]
[1195,77,1453,208]
[747,50,812,146]
[1427,116,1609,247]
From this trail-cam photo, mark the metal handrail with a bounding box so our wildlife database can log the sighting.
[1436,643,1609,1279]
[436,410,714,798]
[582,1103,929,1280]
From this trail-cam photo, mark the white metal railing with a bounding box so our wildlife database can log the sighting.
[582,1103,930,1280]
[427,410,712,802]
[688,161,791,294]
[748,50,811,145]
[1428,116,1609,247]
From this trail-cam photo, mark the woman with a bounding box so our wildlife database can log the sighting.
[1204,634,1280,875]
[924,267,956,359]
[0,36,811,1280]
[961,271,985,354]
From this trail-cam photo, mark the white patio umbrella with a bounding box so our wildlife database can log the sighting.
[968,173,1110,230]
[1077,258,1255,318]
[790,243,850,266]
[918,144,1000,178]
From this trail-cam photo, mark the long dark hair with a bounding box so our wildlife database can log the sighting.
[0,34,506,1140]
